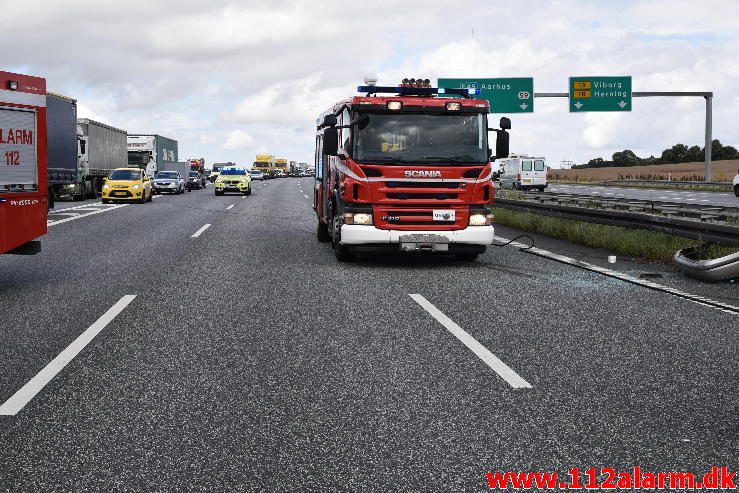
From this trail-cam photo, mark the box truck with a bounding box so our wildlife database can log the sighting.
[127,134,178,177]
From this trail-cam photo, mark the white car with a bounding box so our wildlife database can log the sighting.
[250,170,265,181]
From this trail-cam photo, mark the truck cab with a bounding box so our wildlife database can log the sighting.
[314,79,511,262]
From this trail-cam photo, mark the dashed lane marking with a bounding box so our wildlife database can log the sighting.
[191,224,211,238]
[410,294,532,389]
[0,295,137,416]
[226,204,235,210]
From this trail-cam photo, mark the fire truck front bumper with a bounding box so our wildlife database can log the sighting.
[339,225,495,249]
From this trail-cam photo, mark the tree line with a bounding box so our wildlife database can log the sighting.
[575,139,739,168]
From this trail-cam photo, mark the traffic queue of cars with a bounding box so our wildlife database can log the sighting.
[98,163,312,204]
[101,166,211,203]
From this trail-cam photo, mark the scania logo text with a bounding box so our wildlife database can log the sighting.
[404,170,441,178]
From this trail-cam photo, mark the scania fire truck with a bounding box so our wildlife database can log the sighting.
[1,71,48,255]
[314,79,511,261]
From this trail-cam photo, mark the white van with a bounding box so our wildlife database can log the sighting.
[498,154,548,191]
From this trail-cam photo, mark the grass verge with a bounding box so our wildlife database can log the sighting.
[492,206,739,263]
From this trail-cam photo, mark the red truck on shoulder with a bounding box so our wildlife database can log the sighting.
[314,78,511,261]
[1,71,48,255]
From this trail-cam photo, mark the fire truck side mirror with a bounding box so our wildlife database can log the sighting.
[322,114,337,127]
[499,117,511,130]
[323,127,339,156]
[495,131,510,159]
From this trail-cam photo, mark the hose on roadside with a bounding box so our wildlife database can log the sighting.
[491,234,535,251]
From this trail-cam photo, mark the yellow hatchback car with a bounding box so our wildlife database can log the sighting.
[101,168,153,204]
[214,166,251,196]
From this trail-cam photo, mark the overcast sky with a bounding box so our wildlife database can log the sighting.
[3,0,738,168]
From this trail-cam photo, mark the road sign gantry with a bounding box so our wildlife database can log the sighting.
[569,76,632,112]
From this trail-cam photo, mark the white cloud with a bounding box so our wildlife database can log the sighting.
[224,129,253,150]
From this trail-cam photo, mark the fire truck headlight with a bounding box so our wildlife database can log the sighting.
[343,213,373,225]
[469,213,493,226]
[353,213,373,225]
[386,101,402,111]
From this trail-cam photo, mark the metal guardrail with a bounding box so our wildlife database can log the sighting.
[602,179,733,191]
[513,190,739,217]
[494,198,739,247]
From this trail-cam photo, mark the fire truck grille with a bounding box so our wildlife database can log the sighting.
[384,181,461,189]
[377,180,467,205]
[386,193,459,200]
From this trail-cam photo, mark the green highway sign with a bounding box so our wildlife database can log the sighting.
[569,76,632,112]
[437,77,534,113]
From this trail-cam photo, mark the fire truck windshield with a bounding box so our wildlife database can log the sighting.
[353,113,487,165]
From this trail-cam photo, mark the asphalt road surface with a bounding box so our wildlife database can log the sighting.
[1,177,737,491]
[547,183,739,207]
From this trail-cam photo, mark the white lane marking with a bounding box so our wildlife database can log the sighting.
[48,204,129,226]
[303,194,309,199]
[50,208,99,214]
[497,236,739,316]
[409,294,532,389]
[48,203,111,213]
[242,195,247,199]
[191,224,211,238]
[226,204,235,210]
[0,295,137,416]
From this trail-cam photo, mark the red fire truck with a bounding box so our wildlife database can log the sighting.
[0,71,48,255]
[314,79,510,261]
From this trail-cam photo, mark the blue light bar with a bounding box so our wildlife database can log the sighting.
[356,86,480,98]
[439,87,481,96]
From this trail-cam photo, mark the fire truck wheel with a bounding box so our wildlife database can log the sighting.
[456,253,479,261]
[332,216,354,262]
[316,222,331,243]
[334,243,354,262]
